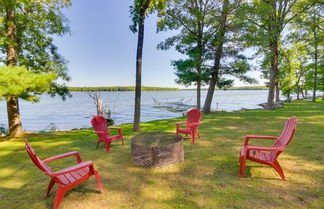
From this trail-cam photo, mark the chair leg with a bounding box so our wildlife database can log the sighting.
[191,130,195,144]
[94,171,104,193]
[196,130,201,138]
[54,185,66,209]
[272,160,286,181]
[105,141,110,152]
[239,151,247,178]
[96,140,100,149]
[121,137,125,147]
[45,179,55,197]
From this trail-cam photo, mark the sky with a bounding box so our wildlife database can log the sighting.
[54,0,265,88]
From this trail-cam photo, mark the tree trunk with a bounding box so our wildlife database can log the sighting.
[196,80,201,109]
[133,13,145,132]
[266,39,279,109]
[297,85,300,100]
[301,89,305,99]
[196,44,203,110]
[202,0,229,113]
[275,82,280,102]
[7,96,23,136]
[312,23,318,102]
[6,7,23,136]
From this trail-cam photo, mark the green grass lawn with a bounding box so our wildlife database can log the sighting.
[0,100,323,209]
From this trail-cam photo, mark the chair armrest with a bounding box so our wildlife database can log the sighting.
[244,135,278,146]
[49,161,93,177]
[245,146,285,152]
[176,121,186,128]
[187,122,202,126]
[94,131,105,134]
[108,127,122,130]
[43,151,82,163]
[176,121,186,125]
[108,127,123,135]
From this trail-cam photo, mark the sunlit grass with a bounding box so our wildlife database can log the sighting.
[0,100,323,208]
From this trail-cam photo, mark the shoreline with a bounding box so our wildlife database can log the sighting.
[68,86,268,92]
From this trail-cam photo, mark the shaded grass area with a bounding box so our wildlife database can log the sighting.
[0,100,323,209]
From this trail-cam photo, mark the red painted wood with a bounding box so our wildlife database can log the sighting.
[24,139,104,209]
[176,109,202,143]
[91,115,124,152]
[239,116,297,180]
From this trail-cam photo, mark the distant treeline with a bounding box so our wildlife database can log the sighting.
[68,86,180,92]
[224,86,268,90]
[185,86,268,91]
[68,86,267,92]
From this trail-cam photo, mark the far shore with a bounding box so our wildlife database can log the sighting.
[68,86,268,92]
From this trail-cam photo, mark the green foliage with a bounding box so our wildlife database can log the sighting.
[0,66,57,102]
[129,0,167,33]
[157,0,217,87]
[0,0,71,99]
[172,59,211,86]
[158,0,256,90]
[0,123,8,135]
[288,1,324,95]
[238,0,314,77]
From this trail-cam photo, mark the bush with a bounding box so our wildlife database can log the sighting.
[0,124,8,135]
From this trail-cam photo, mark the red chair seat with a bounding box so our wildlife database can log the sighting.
[57,167,90,185]
[248,150,274,162]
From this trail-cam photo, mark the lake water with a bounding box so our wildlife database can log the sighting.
[0,90,269,132]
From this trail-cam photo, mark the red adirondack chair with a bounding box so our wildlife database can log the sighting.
[91,115,124,152]
[239,116,297,180]
[176,109,202,143]
[24,139,103,209]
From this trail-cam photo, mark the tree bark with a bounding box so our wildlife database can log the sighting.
[301,88,305,99]
[6,7,23,136]
[202,0,229,113]
[133,13,145,132]
[312,20,318,102]
[275,82,280,102]
[196,40,203,110]
[266,38,279,109]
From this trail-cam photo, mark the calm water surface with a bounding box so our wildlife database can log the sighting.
[0,90,268,132]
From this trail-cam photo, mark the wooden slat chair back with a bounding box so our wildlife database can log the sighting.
[25,140,52,173]
[187,108,202,124]
[270,117,297,159]
[239,116,297,180]
[91,115,124,152]
[176,109,202,144]
[91,115,110,138]
[24,139,103,209]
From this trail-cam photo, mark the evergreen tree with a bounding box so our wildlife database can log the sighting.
[157,0,217,109]
[0,66,57,101]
